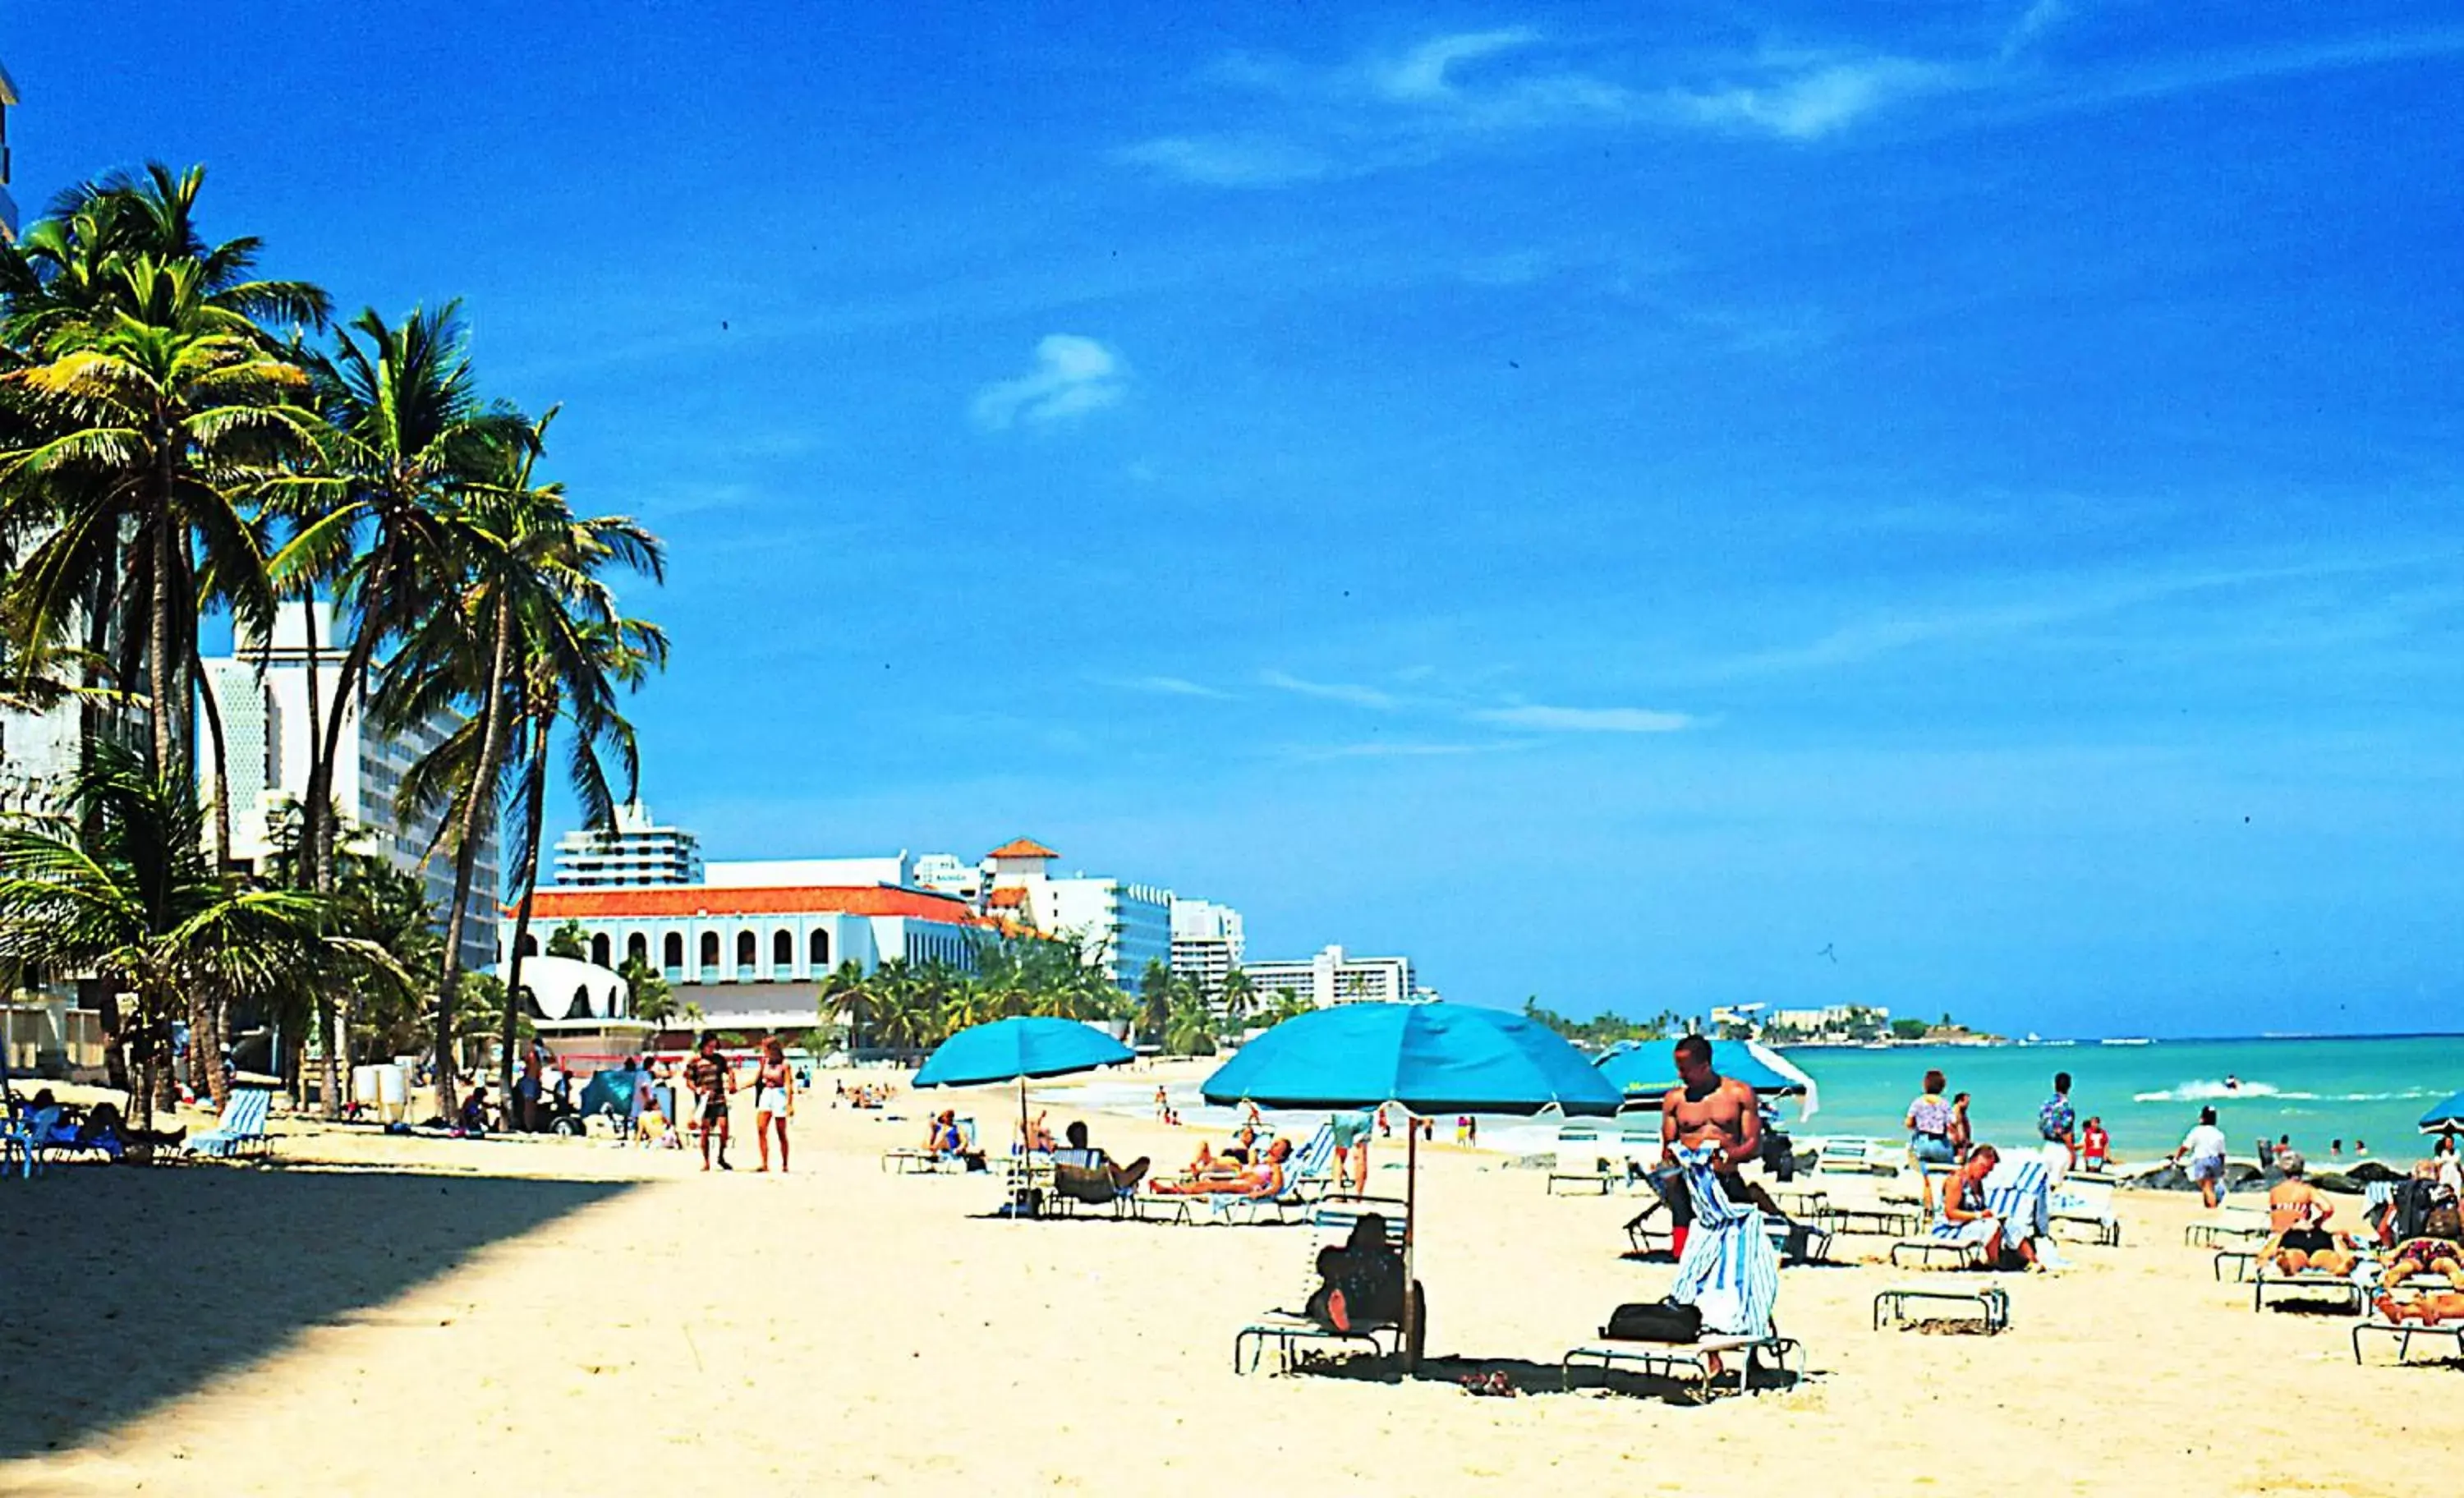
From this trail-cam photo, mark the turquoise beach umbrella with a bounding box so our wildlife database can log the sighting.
[2420,1089,2464,1136]
[1201,1002,1620,1370]
[913,1018,1134,1216]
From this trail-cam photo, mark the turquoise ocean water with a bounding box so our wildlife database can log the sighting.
[1057,1033,2463,1166]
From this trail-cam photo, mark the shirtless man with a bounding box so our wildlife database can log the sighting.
[1659,1035,1765,1195]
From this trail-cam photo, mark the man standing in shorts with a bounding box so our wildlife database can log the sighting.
[1329,1108,1372,1196]
[687,1034,736,1172]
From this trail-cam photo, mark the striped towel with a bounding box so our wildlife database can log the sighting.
[1929,1157,2050,1248]
[1667,1143,1779,1339]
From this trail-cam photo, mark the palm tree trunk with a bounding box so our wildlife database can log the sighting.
[147,511,177,773]
[296,596,326,869]
[499,705,552,1107]
[302,571,384,895]
[430,595,516,1120]
[316,990,340,1119]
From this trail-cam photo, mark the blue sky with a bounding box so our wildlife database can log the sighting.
[14,1,2461,1035]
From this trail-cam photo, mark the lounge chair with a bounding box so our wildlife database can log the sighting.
[2048,1177,2122,1246]
[1154,1123,1338,1226]
[882,1117,980,1174]
[2251,1262,2370,1315]
[1561,1329,1806,1402]
[1813,1137,1896,1175]
[1546,1123,1616,1195]
[183,1087,274,1160]
[2,1104,62,1179]
[2351,1300,2464,1366]
[1044,1147,1146,1218]
[1232,1196,1418,1374]
[1892,1156,2052,1270]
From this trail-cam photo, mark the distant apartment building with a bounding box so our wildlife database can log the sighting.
[1243,944,1417,1009]
[507,882,996,1035]
[980,838,1172,990]
[200,602,499,975]
[1,58,18,241]
[551,801,704,886]
[913,852,982,900]
[1169,898,1246,998]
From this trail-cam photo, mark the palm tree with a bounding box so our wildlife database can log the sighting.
[1218,967,1258,1038]
[1138,958,1178,1049]
[496,603,664,1103]
[0,164,326,774]
[269,301,526,894]
[376,413,662,1115]
[1263,987,1315,1027]
[0,743,344,1139]
[816,958,869,1049]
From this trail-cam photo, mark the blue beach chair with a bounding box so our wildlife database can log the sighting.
[184,1087,274,1160]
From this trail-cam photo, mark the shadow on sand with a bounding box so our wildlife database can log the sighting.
[1275,1349,1806,1403]
[0,1161,639,1460]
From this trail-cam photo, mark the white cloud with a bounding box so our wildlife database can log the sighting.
[1473,704,1701,733]
[1260,669,1401,710]
[1673,56,1956,140]
[1115,136,1335,189]
[1102,674,1234,701]
[1372,29,1542,102]
[971,335,1128,430]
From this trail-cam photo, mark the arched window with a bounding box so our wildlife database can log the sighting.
[810,929,830,967]
[700,931,720,969]
[519,934,539,957]
[737,931,757,970]
[589,933,611,967]
[773,930,793,968]
[627,933,647,966]
[568,984,593,1020]
[664,932,685,969]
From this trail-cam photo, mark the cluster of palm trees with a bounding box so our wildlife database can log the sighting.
[0,163,665,1125]
[805,932,1314,1062]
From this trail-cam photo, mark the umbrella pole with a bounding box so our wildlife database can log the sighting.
[1401,1119,1418,1373]
[1018,1076,1031,1218]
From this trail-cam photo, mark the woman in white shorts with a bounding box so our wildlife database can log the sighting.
[754,1035,796,1173]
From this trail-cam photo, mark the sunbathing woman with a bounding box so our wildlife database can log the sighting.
[2261,1155,2356,1275]
[2383,1208,2464,1291]
[1152,1137,1291,1197]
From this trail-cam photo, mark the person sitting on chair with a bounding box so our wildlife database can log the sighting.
[1050,1119,1150,1203]
[2384,1208,2464,1291]
[2261,1154,2356,1275]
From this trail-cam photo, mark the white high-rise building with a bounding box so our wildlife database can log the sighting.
[1169,898,1246,998]
[981,838,1172,990]
[200,602,499,975]
[552,801,703,886]
[1242,944,1417,1009]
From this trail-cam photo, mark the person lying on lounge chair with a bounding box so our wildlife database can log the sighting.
[2260,1155,2357,1275]
[58,1100,183,1153]
[2384,1208,2464,1291]
[1151,1137,1291,1197]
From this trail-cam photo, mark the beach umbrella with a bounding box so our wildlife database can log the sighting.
[1594,1038,1822,1122]
[1201,1001,1622,1367]
[913,1017,1133,1213]
[2420,1089,2464,1136]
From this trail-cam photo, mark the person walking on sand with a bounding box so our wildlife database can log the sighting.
[2039,1071,2078,1179]
[687,1034,736,1172]
[752,1035,795,1173]
[2172,1105,2230,1209]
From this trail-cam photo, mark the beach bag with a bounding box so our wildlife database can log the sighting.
[1603,1301,1702,1344]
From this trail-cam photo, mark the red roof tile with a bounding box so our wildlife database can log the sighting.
[986,887,1031,909]
[986,837,1059,860]
[520,885,993,927]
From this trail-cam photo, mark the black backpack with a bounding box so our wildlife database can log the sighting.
[1602,1300,1703,1344]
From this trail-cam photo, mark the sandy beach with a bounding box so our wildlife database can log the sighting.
[4,1065,2456,1498]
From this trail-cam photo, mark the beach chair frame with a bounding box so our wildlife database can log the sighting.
[1561,1332,1804,1404]
[2184,1220,2268,1249]
[2351,1317,2464,1367]
[2251,1269,2368,1316]
[1820,1206,1921,1238]
[1887,1238,1988,1271]
[1873,1284,2009,1333]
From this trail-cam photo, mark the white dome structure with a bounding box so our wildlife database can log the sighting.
[489,954,630,1022]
